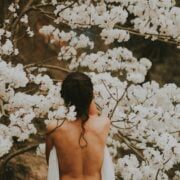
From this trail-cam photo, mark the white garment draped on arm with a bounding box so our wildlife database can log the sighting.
[47,146,115,180]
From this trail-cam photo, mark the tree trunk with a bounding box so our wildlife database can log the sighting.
[0,0,5,27]
[0,160,6,180]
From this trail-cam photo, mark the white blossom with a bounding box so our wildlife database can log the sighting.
[1,39,13,55]
[36,143,45,157]
[0,124,12,157]
[26,27,34,37]
[20,14,28,24]
[8,3,16,12]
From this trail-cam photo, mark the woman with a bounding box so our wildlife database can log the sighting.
[46,72,115,180]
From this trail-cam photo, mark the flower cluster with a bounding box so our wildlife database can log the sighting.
[54,2,128,29]
[90,73,180,179]
[0,124,12,157]
[0,59,28,102]
[0,29,15,56]
[100,29,130,44]
[70,48,151,83]
[107,0,180,42]
[0,60,77,157]
[39,25,94,61]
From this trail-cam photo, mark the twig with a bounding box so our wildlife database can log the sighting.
[0,98,5,116]
[11,0,34,37]
[155,168,161,180]
[35,2,63,8]
[111,121,140,130]
[30,7,55,20]
[22,86,39,94]
[169,130,180,134]
[155,158,170,180]
[57,2,76,15]
[29,1,76,21]
[115,25,180,46]
[24,63,71,73]
[109,85,129,119]
[52,79,63,82]
[117,132,146,161]
[102,80,118,101]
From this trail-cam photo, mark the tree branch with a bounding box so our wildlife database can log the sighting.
[102,80,118,101]
[109,85,129,119]
[115,25,180,46]
[11,0,35,36]
[116,132,146,161]
[111,121,140,130]
[155,168,161,180]
[0,0,5,27]
[24,63,71,73]
[10,1,76,36]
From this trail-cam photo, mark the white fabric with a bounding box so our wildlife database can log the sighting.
[101,146,115,180]
[47,146,115,180]
[47,147,59,180]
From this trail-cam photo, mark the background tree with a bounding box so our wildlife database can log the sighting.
[0,0,180,179]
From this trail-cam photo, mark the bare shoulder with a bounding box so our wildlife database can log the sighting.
[99,116,111,128]
[87,116,110,140]
[89,115,111,130]
[46,120,55,133]
[46,120,63,134]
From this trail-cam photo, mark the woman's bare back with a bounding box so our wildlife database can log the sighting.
[46,115,110,180]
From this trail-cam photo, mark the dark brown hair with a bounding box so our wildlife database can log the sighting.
[60,72,93,147]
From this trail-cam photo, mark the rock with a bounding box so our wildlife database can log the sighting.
[5,152,48,180]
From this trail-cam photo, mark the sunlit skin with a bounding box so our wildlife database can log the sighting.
[46,100,111,180]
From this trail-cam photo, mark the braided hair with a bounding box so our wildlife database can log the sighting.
[61,72,93,148]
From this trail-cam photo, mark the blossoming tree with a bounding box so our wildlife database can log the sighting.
[0,0,180,179]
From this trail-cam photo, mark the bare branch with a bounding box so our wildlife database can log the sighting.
[117,132,146,161]
[109,85,129,119]
[102,80,118,101]
[24,63,71,73]
[115,25,180,46]
[155,158,170,180]
[11,0,35,36]
[111,121,140,130]
[169,130,180,134]
[155,168,161,180]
